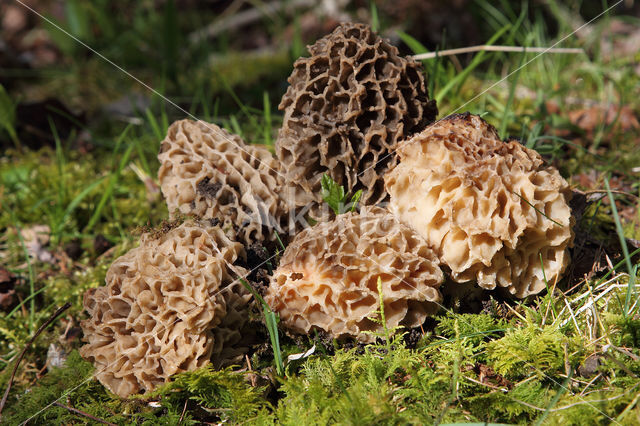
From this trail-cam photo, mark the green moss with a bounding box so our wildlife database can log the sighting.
[421,313,509,371]
[260,338,483,425]
[486,325,584,380]
[2,350,198,425]
[464,381,550,424]
[147,365,269,424]
[545,388,640,426]
[435,312,508,346]
[3,350,96,424]
[606,314,640,348]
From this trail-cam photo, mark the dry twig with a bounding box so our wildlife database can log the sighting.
[412,45,584,60]
[0,303,71,416]
[52,401,116,426]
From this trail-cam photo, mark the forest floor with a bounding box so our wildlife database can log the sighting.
[1,1,640,424]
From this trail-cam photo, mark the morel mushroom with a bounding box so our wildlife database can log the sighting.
[265,206,443,342]
[384,113,574,297]
[158,119,288,246]
[80,222,251,398]
[276,22,438,220]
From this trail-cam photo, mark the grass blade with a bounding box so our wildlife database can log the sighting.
[509,190,563,227]
[85,140,134,232]
[370,1,379,33]
[498,48,526,139]
[239,278,284,376]
[6,287,47,320]
[62,176,107,225]
[435,24,511,105]
[539,253,558,319]
[262,91,273,147]
[533,369,573,426]
[145,108,164,141]
[0,84,20,149]
[604,177,636,317]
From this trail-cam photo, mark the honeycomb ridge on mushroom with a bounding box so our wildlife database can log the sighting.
[210,278,256,368]
[384,113,574,298]
[265,206,443,342]
[158,119,288,246]
[79,221,251,398]
[276,22,438,220]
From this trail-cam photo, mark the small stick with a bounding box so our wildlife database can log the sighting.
[52,401,116,426]
[246,354,257,387]
[178,399,189,424]
[462,375,508,392]
[412,45,584,60]
[583,189,639,200]
[0,303,71,415]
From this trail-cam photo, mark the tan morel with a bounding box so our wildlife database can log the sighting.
[265,206,443,342]
[384,113,574,298]
[80,222,251,398]
[158,119,288,246]
[276,22,438,220]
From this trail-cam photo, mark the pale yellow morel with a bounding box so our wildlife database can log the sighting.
[276,22,438,220]
[265,206,443,342]
[158,119,288,245]
[79,222,251,398]
[385,113,574,298]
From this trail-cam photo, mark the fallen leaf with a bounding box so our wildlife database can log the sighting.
[578,353,601,378]
[597,18,640,63]
[46,343,67,369]
[568,105,639,136]
[20,224,55,263]
[287,344,316,361]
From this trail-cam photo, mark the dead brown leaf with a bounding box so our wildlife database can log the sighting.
[597,18,640,63]
[20,224,55,264]
[568,104,640,136]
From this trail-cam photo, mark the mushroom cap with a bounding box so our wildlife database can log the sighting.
[158,119,288,246]
[265,206,443,342]
[79,222,250,398]
[384,113,574,297]
[276,22,437,220]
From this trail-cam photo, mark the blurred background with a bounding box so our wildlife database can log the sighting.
[1,0,639,150]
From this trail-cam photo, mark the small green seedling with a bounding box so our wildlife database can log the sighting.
[321,174,363,215]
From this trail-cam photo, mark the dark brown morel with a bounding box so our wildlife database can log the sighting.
[276,22,438,221]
